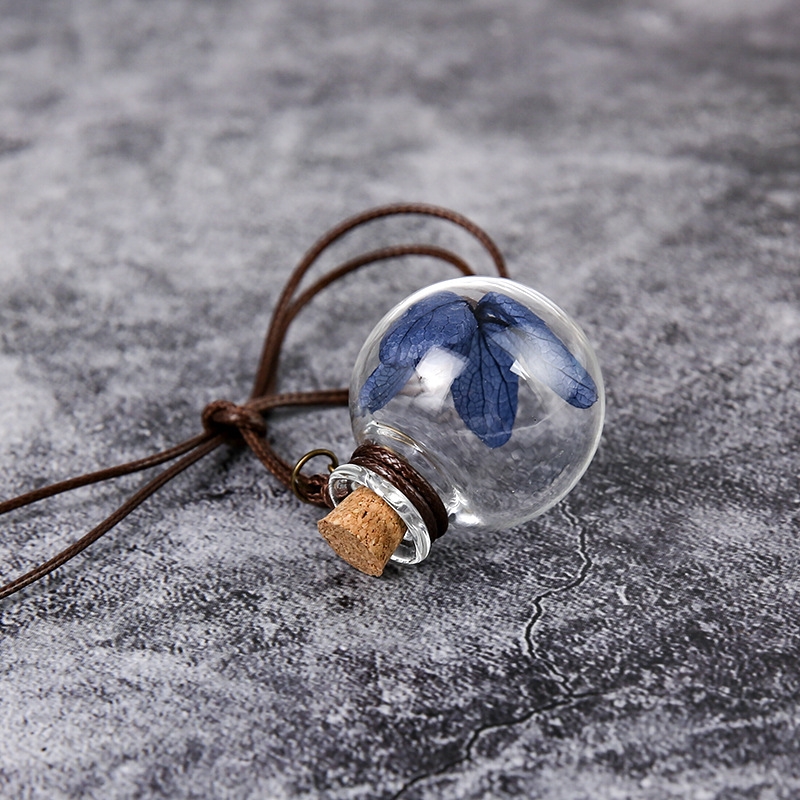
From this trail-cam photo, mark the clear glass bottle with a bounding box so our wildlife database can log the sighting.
[328,277,604,565]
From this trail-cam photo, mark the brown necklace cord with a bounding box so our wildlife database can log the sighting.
[0,203,508,599]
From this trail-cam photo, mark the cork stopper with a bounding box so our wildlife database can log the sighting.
[317,486,407,576]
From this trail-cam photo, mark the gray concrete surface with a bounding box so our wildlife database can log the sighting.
[1,1,799,798]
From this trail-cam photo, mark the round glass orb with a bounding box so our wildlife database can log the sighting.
[342,276,604,536]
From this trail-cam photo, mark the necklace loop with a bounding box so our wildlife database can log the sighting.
[290,449,340,503]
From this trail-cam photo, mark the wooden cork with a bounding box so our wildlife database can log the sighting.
[317,486,407,577]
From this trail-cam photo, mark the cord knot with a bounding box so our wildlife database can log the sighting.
[202,400,267,440]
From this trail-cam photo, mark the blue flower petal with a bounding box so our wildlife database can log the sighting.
[359,291,476,413]
[358,362,417,413]
[476,292,598,409]
[450,328,519,448]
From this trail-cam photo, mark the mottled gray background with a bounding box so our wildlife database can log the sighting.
[1,1,799,798]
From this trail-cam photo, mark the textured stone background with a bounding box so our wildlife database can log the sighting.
[1,1,800,798]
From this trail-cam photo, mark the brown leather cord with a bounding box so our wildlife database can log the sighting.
[0,203,508,599]
[251,202,509,398]
[0,432,212,516]
[0,437,223,599]
[349,444,450,542]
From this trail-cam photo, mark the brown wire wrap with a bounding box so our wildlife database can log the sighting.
[349,444,450,542]
[0,202,508,599]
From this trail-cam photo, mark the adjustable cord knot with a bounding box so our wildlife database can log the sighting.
[202,400,267,440]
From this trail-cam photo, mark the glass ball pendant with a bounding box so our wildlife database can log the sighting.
[322,276,604,573]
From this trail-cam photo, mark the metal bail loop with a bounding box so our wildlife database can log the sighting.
[290,449,339,503]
